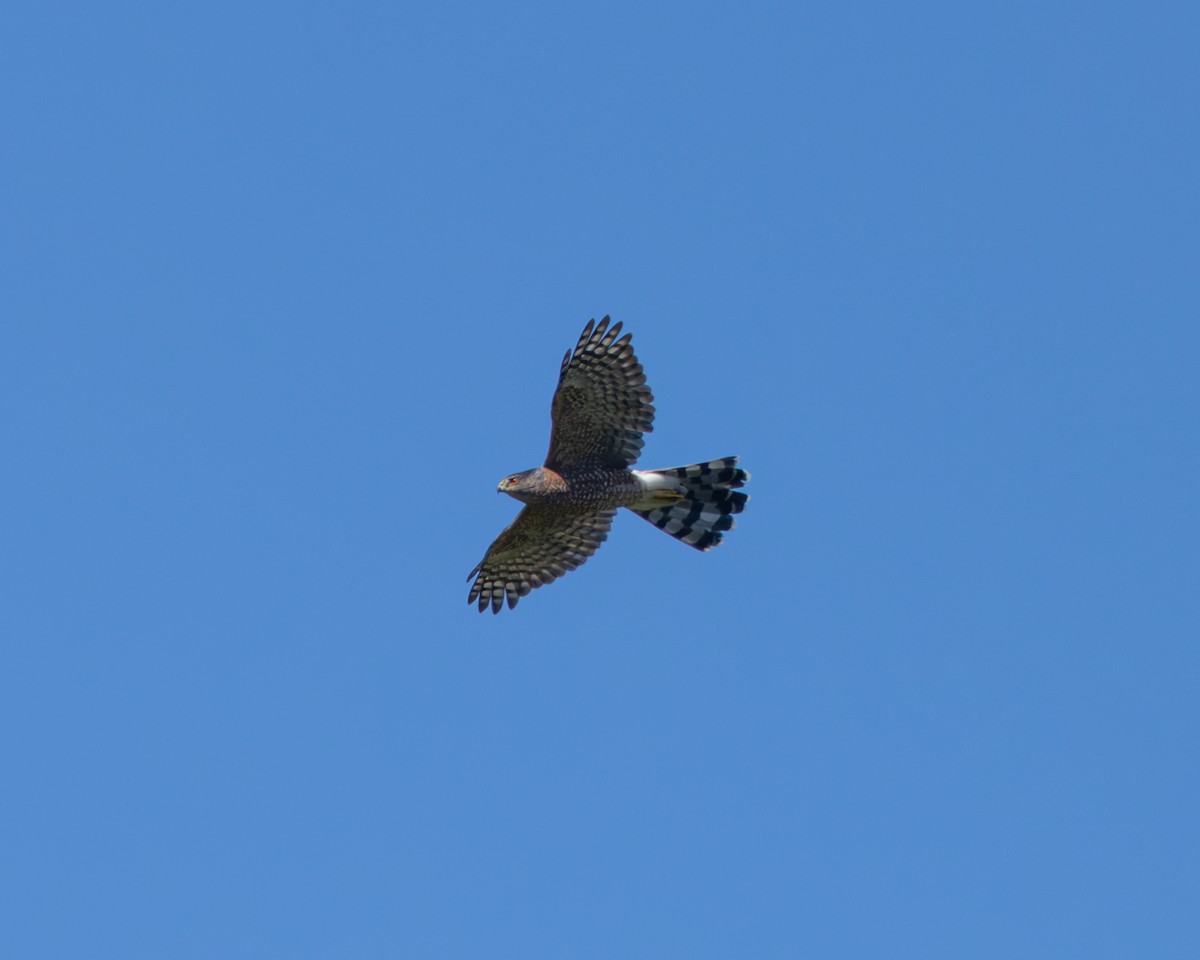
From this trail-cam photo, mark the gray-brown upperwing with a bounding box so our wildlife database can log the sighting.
[544,317,655,470]
[466,505,617,613]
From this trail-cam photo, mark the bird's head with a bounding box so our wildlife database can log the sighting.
[497,469,536,500]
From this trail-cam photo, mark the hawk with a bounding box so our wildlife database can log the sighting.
[467,316,750,613]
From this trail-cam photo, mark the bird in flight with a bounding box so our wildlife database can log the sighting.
[467,316,749,613]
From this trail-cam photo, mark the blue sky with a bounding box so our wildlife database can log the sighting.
[3,1,1197,956]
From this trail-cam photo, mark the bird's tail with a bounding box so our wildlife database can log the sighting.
[628,457,750,551]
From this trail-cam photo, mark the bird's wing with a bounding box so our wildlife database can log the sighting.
[467,505,617,613]
[545,317,655,470]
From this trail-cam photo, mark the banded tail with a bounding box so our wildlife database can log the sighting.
[629,457,750,551]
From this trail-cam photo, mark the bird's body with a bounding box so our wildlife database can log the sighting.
[498,465,641,507]
[468,317,749,613]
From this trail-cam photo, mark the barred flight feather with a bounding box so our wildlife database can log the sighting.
[629,457,750,552]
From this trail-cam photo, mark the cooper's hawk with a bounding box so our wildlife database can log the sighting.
[467,317,749,613]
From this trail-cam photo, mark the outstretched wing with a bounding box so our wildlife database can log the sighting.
[545,317,655,470]
[467,505,617,614]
